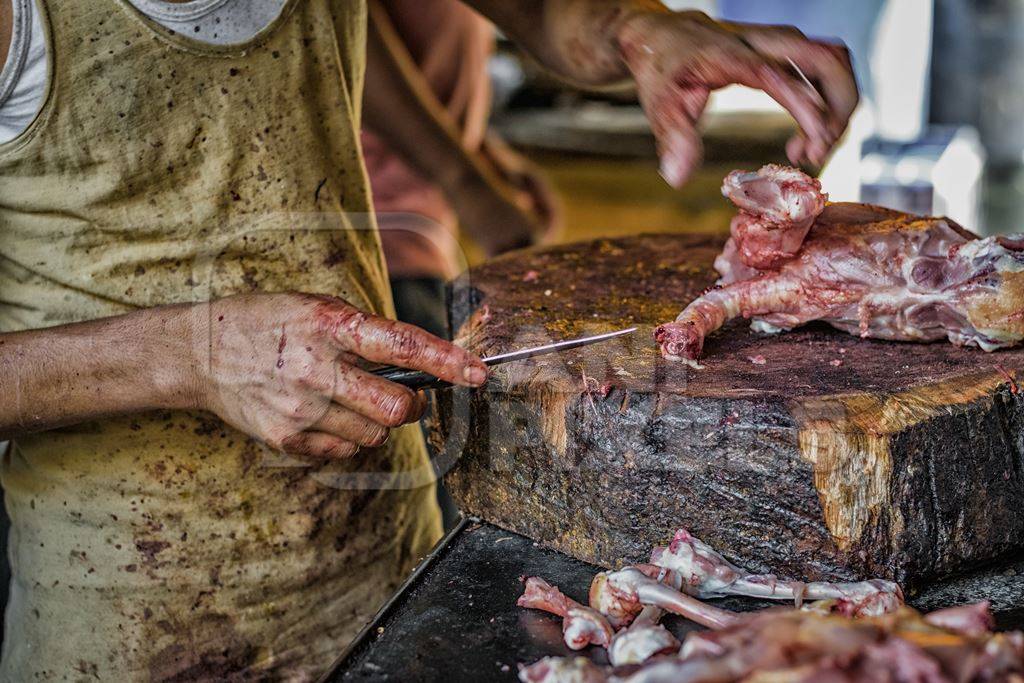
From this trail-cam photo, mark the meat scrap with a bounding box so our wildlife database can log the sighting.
[518,577,615,650]
[607,606,679,667]
[519,656,607,683]
[922,600,996,637]
[656,164,1024,361]
[718,164,827,272]
[996,364,1020,395]
[519,578,679,666]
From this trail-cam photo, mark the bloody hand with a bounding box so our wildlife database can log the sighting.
[196,293,487,458]
[617,10,858,187]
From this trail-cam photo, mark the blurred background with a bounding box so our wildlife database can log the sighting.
[479,0,1023,261]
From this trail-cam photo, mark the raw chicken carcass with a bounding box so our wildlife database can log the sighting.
[632,604,1024,683]
[650,528,903,617]
[519,577,615,650]
[656,165,1024,361]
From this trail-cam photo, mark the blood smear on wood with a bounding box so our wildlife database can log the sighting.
[995,364,1020,395]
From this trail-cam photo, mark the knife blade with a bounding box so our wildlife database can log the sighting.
[371,327,638,390]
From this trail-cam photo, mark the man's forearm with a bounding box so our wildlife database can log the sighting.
[0,305,202,439]
[462,0,668,87]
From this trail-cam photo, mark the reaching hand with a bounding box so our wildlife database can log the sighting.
[196,293,487,458]
[617,10,858,187]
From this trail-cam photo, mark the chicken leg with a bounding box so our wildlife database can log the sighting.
[650,529,903,617]
[589,565,739,630]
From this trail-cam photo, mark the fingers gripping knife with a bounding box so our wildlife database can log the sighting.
[371,328,638,390]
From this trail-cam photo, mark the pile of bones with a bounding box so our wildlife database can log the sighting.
[516,528,1024,682]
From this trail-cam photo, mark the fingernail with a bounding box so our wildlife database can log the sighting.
[660,139,685,186]
[463,364,487,385]
[659,157,683,188]
[415,391,428,414]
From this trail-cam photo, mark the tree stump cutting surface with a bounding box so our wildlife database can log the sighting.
[430,233,1024,589]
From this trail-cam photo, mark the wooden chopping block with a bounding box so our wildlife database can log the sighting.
[428,233,1024,589]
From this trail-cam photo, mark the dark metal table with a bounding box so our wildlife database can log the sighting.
[322,520,1024,682]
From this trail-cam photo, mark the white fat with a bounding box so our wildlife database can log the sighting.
[952,329,1017,352]
[1002,255,1024,273]
[978,340,1003,352]
[976,336,1012,352]
[959,237,1024,273]
[956,237,998,262]
[608,625,678,667]
[750,319,785,335]
[563,614,592,650]
[662,348,707,367]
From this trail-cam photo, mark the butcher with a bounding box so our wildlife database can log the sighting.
[0,0,857,679]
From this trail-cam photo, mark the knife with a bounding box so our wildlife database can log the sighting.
[371,327,638,390]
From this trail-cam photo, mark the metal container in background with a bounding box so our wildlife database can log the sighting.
[931,0,1024,167]
[860,126,985,232]
[931,0,1024,235]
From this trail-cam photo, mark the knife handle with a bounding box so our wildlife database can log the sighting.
[370,366,451,390]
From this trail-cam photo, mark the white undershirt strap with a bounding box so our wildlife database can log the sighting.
[0,0,288,143]
[127,0,232,22]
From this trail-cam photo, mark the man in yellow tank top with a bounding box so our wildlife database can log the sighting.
[0,0,856,679]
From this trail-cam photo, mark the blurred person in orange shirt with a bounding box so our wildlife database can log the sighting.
[363,0,560,341]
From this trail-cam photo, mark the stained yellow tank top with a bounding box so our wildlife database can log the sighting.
[0,0,441,679]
